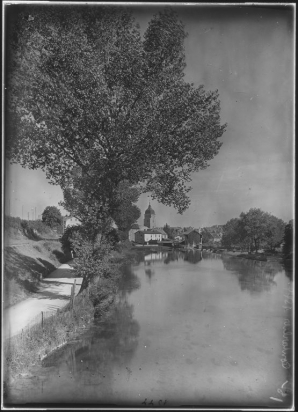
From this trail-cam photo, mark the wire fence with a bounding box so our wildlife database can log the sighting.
[7,279,78,344]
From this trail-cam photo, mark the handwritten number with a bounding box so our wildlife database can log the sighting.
[142,398,167,406]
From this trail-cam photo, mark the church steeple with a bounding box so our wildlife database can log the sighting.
[144,202,155,228]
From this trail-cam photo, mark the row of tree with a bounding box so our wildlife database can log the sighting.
[221,208,289,253]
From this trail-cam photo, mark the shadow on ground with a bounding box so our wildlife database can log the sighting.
[45,267,76,279]
[51,249,71,264]
[35,287,71,300]
[4,247,54,288]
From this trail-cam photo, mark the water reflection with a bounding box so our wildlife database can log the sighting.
[163,249,203,264]
[283,260,293,281]
[201,251,223,260]
[164,250,181,264]
[222,256,282,294]
[145,268,155,281]
[183,250,202,264]
[7,250,292,406]
[144,251,169,262]
[41,291,140,400]
[118,264,141,296]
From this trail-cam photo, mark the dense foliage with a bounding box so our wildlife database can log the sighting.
[6,6,226,217]
[6,5,226,295]
[200,227,216,244]
[222,208,285,252]
[163,224,174,239]
[41,206,62,229]
[60,224,82,255]
[4,215,53,238]
[283,219,293,258]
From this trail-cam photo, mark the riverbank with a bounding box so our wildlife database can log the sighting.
[220,250,287,263]
[4,237,70,308]
[3,243,141,385]
[3,262,82,338]
[4,242,293,407]
[4,288,94,386]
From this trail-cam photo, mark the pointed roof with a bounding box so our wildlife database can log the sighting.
[145,203,155,215]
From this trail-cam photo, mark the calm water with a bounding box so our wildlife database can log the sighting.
[6,250,293,407]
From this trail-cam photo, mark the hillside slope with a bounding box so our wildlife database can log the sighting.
[4,217,69,308]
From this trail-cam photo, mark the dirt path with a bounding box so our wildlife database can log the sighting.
[3,261,82,339]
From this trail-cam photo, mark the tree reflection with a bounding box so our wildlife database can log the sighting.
[42,296,140,396]
[283,260,293,281]
[222,256,282,294]
[183,250,202,264]
[145,268,155,281]
[38,257,142,400]
[164,250,184,264]
[201,251,222,260]
[117,263,141,296]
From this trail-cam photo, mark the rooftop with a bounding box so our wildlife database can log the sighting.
[145,204,155,215]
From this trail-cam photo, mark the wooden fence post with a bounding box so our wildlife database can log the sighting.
[72,279,76,309]
[70,285,73,307]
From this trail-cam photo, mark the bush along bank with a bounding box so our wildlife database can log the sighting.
[4,242,139,384]
[236,253,267,262]
[4,288,94,383]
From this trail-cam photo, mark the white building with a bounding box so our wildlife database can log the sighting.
[128,223,149,242]
[135,229,163,244]
[62,216,81,233]
[155,228,168,240]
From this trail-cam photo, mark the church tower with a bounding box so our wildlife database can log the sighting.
[144,204,155,228]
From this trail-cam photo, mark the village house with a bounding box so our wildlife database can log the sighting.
[154,228,168,240]
[62,216,81,233]
[183,229,203,249]
[129,204,168,243]
[128,223,149,242]
[135,229,163,244]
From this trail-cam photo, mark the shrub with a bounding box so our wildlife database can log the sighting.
[27,220,52,235]
[4,289,94,381]
[60,225,82,255]
[4,216,22,231]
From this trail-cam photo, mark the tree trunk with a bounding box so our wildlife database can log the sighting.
[78,275,89,294]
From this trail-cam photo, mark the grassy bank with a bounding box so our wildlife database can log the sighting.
[4,215,70,308]
[4,288,94,383]
[4,239,70,308]
[4,242,140,384]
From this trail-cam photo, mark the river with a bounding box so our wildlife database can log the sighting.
[5,250,293,408]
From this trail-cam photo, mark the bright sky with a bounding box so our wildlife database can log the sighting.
[4,4,295,227]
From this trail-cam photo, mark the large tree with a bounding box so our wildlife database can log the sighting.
[222,208,285,253]
[265,214,285,251]
[111,182,141,239]
[6,5,226,218]
[41,206,62,229]
[163,224,175,239]
[221,218,242,249]
[283,219,293,258]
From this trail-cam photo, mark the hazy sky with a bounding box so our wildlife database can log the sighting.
[4,4,294,227]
